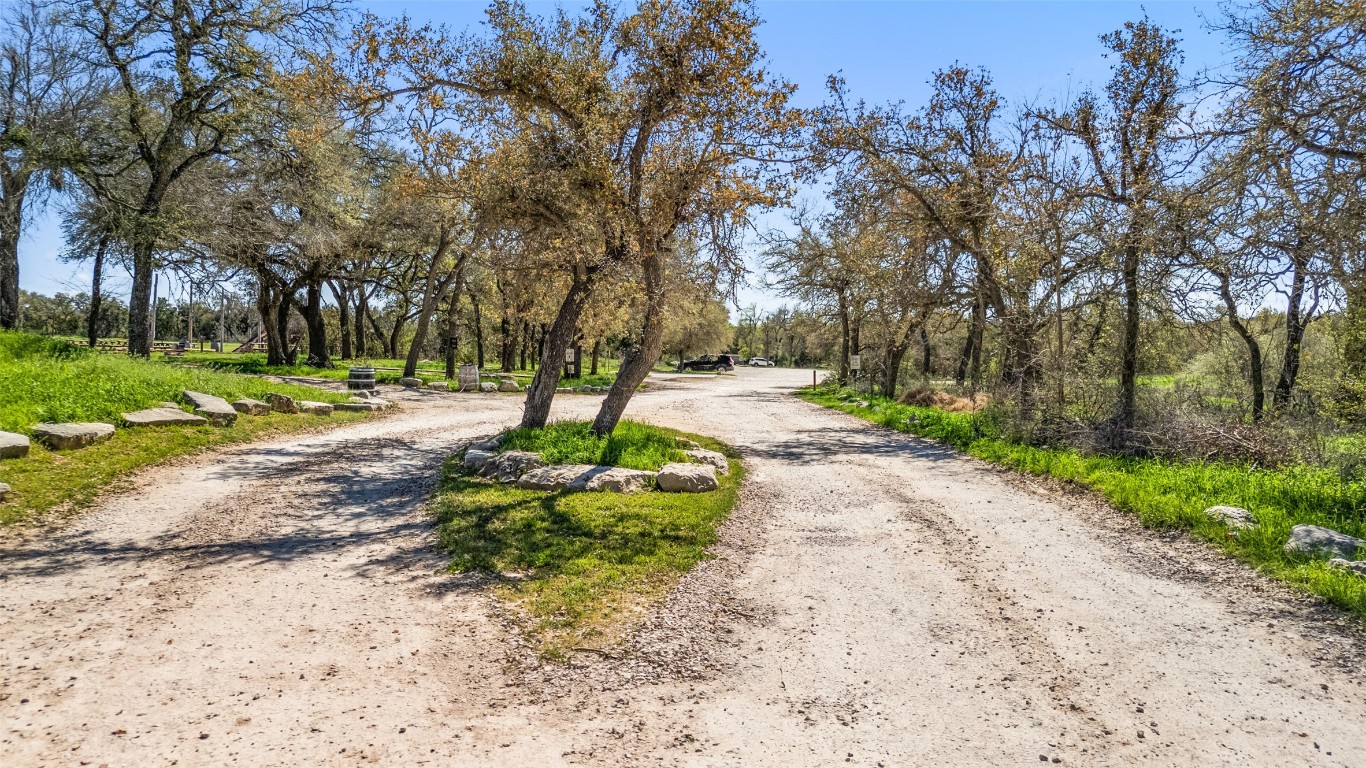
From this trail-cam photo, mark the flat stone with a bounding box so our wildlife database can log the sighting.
[575,385,592,393]
[182,390,238,426]
[32,422,116,450]
[350,390,373,400]
[676,438,702,449]
[470,435,503,452]
[368,398,393,410]
[481,450,545,482]
[158,401,180,409]
[656,462,719,493]
[267,393,299,414]
[232,399,271,416]
[299,401,334,416]
[462,448,495,473]
[1204,505,1254,529]
[337,396,385,409]
[399,377,423,388]
[1328,558,1366,577]
[123,408,209,427]
[1284,525,1364,560]
[427,381,450,391]
[556,387,573,394]
[479,382,497,393]
[684,448,729,475]
[0,481,9,500]
[575,466,656,493]
[0,430,30,459]
[517,464,598,491]
[497,380,521,393]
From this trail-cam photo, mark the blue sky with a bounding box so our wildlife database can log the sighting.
[21,0,1229,308]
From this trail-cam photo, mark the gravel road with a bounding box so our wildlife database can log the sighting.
[2,368,1363,766]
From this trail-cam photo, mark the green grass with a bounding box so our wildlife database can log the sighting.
[0,331,372,524]
[431,422,740,657]
[799,385,1366,622]
[498,419,691,471]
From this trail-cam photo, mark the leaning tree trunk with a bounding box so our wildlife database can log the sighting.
[0,179,25,330]
[1220,275,1265,422]
[883,341,909,398]
[403,239,465,379]
[469,290,485,369]
[86,236,108,347]
[522,272,597,429]
[330,280,352,360]
[592,253,666,436]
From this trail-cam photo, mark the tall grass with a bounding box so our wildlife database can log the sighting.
[0,333,348,434]
[801,385,1366,621]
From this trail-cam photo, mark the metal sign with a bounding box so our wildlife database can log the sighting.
[850,355,861,370]
[565,348,576,363]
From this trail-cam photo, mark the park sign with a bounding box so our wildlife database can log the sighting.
[850,355,861,370]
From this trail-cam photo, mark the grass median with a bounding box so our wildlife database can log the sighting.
[431,420,741,659]
[0,332,371,525]
[799,385,1366,622]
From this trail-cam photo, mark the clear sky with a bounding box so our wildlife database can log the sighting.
[20,0,1229,309]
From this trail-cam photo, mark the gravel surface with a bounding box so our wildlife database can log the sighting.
[2,369,1364,766]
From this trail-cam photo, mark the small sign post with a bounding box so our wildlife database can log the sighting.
[850,355,861,370]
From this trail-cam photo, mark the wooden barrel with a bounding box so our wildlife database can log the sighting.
[457,364,480,391]
[347,367,376,391]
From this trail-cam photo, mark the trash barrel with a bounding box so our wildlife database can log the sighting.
[457,364,480,392]
[347,367,376,391]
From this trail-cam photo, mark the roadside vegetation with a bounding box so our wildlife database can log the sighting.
[802,384,1366,621]
[431,422,741,658]
[0,332,369,524]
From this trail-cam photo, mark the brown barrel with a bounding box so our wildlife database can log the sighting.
[347,367,376,391]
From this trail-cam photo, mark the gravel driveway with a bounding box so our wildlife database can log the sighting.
[2,368,1363,766]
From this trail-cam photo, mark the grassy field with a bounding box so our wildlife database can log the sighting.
[799,385,1366,622]
[431,421,740,658]
[0,332,370,524]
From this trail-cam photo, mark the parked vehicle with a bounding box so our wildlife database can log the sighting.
[681,353,740,372]
[749,357,774,367]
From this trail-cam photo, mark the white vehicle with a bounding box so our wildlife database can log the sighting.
[749,357,774,367]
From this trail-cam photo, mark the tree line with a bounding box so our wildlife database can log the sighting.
[763,0,1366,447]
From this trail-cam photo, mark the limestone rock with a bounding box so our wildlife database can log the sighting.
[683,448,729,475]
[0,481,9,500]
[182,390,238,427]
[516,464,598,491]
[1204,505,1254,529]
[1328,558,1366,577]
[470,435,503,452]
[656,462,719,493]
[479,382,497,393]
[427,381,450,391]
[676,438,702,450]
[1284,524,1364,560]
[575,385,592,394]
[32,422,115,450]
[123,408,209,427]
[481,450,545,482]
[267,393,299,414]
[368,398,393,410]
[399,377,423,388]
[336,401,384,412]
[462,448,495,473]
[0,430,30,459]
[350,390,373,400]
[298,401,334,416]
[232,399,271,416]
[497,379,521,393]
[557,387,573,394]
[576,466,656,493]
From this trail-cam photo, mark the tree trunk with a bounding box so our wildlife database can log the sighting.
[592,253,665,436]
[919,324,932,375]
[0,179,25,330]
[590,338,601,376]
[1273,250,1308,411]
[403,236,465,379]
[365,306,389,357]
[86,236,108,347]
[301,279,331,368]
[127,238,156,357]
[330,280,352,360]
[354,280,369,357]
[499,314,514,373]
[276,290,297,366]
[469,290,485,369]
[443,297,459,380]
[387,304,408,361]
[837,293,851,385]
[1114,241,1142,437]
[1219,275,1265,422]
[883,342,908,398]
[521,272,596,429]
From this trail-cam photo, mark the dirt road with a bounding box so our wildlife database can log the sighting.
[3,369,1364,766]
